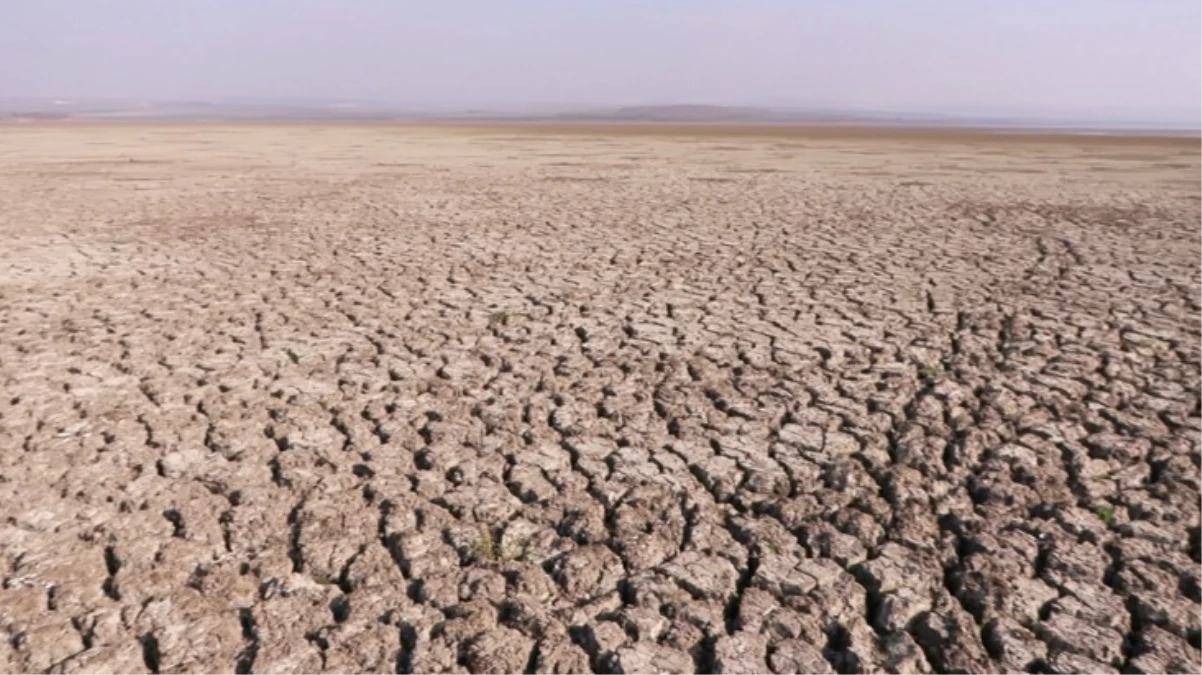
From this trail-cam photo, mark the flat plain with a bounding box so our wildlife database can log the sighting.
[0,123,1199,674]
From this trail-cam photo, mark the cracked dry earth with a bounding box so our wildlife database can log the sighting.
[0,125,1200,675]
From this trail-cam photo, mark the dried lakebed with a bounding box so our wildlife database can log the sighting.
[0,125,1199,673]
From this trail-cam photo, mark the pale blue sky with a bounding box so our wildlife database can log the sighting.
[2,1,1199,122]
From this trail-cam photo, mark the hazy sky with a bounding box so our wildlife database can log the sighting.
[3,0,1199,121]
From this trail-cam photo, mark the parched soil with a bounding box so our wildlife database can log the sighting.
[0,124,1199,674]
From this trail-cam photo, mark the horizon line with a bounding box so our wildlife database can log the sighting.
[2,96,1199,126]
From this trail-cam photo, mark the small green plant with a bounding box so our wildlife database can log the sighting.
[917,364,943,381]
[499,537,526,562]
[764,541,781,556]
[1096,505,1117,526]
[488,310,510,328]
[472,531,500,561]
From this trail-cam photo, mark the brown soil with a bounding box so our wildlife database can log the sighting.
[1,124,1199,674]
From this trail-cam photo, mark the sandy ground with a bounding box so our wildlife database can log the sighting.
[0,124,1199,674]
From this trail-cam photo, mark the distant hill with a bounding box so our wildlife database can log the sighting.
[0,98,1196,133]
[9,111,72,121]
[547,104,889,125]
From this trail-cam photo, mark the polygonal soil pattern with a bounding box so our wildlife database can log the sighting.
[0,125,1199,674]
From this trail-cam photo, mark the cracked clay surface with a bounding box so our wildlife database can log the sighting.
[0,125,1199,673]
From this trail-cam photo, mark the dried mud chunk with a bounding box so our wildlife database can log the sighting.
[438,357,488,384]
[1044,650,1120,674]
[908,597,992,673]
[505,562,559,603]
[558,495,608,544]
[609,445,665,486]
[507,464,557,503]
[1003,576,1061,624]
[564,590,624,629]
[615,606,671,643]
[157,447,206,479]
[769,449,826,497]
[873,585,933,634]
[823,431,861,457]
[730,514,797,556]
[612,486,686,570]
[500,519,562,563]
[1049,592,1128,635]
[672,595,728,637]
[181,559,261,607]
[564,444,611,480]
[856,541,937,594]
[1121,560,1202,639]
[1084,431,1149,463]
[1044,505,1110,541]
[778,425,826,451]
[693,454,743,502]
[464,627,534,674]
[514,439,569,470]
[1127,625,1201,674]
[121,537,220,603]
[819,461,880,507]
[549,403,586,436]
[659,621,708,661]
[407,637,462,674]
[204,419,272,461]
[439,480,522,524]
[417,570,465,608]
[733,455,791,503]
[982,617,1047,673]
[661,550,740,600]
[136,597,249,673]
[735,587,782,633]
[295,492,375,583]
[1033,607,1124,668]
[1,584,57,634]
[767,638,834,674]
[765,560,868,637]
[712,632,769,674]
[51,641,148,675]
[500,593,559,637]
[754,554,845,598]
[458,567,507,603]
[436,600,500,645]
[576,620,629,660]
[877,631,932,675]
[797,521,868,567]
[533,633,591,674]
[12,620,86,673]
[668,440,714,467]
[684,500,741,555]
[396,530,459,579]
[447,452,508,488]
[343,540,408,594]
[620,571,695,613]
[1114,519,1181,548]
[250,592,330,673]
[321,620,403,673]
[611,642,694,674]
[549,545,624,598]
[951,532,1056,623]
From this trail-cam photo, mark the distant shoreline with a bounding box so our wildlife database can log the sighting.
[7,117,1198,147]
[4,102,1197,137]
